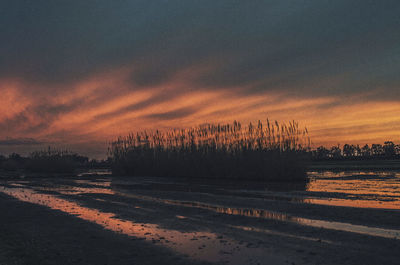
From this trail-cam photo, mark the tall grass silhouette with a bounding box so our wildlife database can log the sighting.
[109,120,310,181]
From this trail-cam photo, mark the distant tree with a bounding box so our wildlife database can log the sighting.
[0,155,6,169]
[315,146,330,159]
[311,141,400,160]
[330,145,342,159]
[354,145,361,157]
[371,144,384,156]
[70,154,89,164]
[361,144,371,157]
[384,141,396,157]
[1,154,23,171]
[9,153,22,161]
[395,144,400,155]
[343,144,355,157]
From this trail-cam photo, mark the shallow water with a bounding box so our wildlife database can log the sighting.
[110,189,400,240]
[0,185,286,265]
[3,173,400,240]
[1,171,400,264]
[109,171,400,210]
[306,171,400,209]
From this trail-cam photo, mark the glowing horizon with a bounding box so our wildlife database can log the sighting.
[1,69,399,158]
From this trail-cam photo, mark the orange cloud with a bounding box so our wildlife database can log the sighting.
[0,81,31,122]
[1,65,399,158]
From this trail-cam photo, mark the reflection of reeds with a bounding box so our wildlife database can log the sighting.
[109,120,310,181]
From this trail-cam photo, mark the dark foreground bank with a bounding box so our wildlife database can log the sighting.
[0,193,210,265]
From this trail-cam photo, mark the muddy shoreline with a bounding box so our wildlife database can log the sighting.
[1,172,400,265]
[0,193,211,265]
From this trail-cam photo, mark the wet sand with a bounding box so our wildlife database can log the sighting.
[1,172,400,265]
[0,193,211,265]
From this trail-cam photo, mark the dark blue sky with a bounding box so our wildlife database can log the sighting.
[1,0,399,97]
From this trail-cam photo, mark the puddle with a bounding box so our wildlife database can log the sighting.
[0,186,286,265]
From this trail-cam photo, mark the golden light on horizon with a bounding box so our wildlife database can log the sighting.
[1,65,400,157]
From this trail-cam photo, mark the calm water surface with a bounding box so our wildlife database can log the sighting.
[0,185,285,265]
[1,170,400,264]
[306,171,400,209]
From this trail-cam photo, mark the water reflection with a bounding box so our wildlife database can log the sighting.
[109,171,400,210]
[307,171,400,209]
[39,185,114,195]
[2,170,400,260]
[113,190,400,240]
[0,186,285,265]
[27,176,400,239]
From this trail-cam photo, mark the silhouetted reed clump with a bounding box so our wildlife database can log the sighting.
[109,120,310,181]
[24,148,88,174]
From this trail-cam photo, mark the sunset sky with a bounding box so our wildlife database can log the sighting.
[1,1,400,158]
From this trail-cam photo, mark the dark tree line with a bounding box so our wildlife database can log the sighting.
[311,141,400,160]
[0,147,109,174]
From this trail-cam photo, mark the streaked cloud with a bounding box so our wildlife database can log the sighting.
[0,1,399,157]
